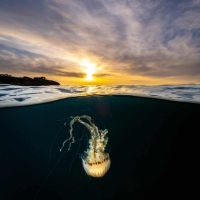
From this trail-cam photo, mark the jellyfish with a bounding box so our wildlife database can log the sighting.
[60,115,111,178]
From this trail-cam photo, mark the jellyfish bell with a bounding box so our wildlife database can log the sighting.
[81,138,111,178]
[82,154,111,178]
[60,115,111,178]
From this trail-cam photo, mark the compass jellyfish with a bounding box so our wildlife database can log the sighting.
[60,115,111,178]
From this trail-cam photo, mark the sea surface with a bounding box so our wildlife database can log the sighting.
[0,85,200,200]
[1,84,200,108]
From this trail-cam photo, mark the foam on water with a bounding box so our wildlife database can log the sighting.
[0,84,200,108]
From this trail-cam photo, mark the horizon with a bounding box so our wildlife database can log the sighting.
[0,73,198,86]
[0,0,200,85]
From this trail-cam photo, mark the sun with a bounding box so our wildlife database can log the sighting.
[80,59,96,81]
[85,70,93,81]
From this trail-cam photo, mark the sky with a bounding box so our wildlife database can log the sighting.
[0,0,200,85]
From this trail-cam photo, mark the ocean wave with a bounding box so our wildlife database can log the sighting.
[0,84,200,108]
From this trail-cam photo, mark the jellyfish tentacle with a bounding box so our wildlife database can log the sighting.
[60,116,80,152]
[77,118,95,136]
[60,116,95,152]
[78,115,93,128]
[80,115,99,136]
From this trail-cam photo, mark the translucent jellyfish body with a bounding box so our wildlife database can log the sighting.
[60,115,111,178]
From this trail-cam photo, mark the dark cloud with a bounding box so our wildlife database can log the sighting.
[0,46,85,78]
[0,57,85,78]
[29,65,85,78]
[93,73,111,77]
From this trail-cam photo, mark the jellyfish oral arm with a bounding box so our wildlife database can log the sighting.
[60,115,111,178]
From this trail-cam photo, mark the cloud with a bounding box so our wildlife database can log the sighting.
[93,73,111,77]
[0,0,200,82]
[0,45,85,78]
[30,66,86,78]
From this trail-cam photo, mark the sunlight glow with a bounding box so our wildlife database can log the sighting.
[80,59,96,81]
[85,71,93,80]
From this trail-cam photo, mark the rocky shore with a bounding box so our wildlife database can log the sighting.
[0,74,60,86]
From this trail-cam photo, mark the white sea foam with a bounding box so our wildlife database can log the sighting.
[0,84,200,108]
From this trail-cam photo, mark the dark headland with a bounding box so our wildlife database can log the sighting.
[0,74,60,86]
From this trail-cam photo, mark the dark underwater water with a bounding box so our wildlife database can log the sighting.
[0,96,200,200]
